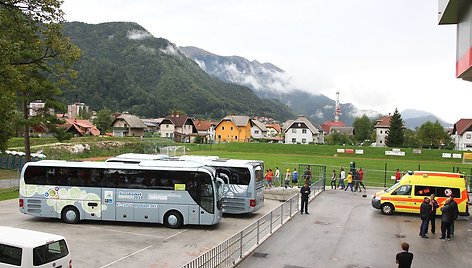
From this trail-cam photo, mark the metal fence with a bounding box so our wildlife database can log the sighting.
[181,178,325,268]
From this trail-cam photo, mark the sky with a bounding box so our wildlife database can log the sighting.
[62,0,471,123]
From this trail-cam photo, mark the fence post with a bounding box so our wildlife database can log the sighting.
[384,163,387,188]
[418,164,421,171]
[239,232,243,258]
[256,219,260,245]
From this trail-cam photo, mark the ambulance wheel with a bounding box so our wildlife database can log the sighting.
[62,206,80,224]
[381,203,394,215]
[164,210,183,229]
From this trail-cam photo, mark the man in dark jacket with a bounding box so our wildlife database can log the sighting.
[300,182,311,214]
[419,197,431,238]
[429,194,439,234]
[442,196,459,240]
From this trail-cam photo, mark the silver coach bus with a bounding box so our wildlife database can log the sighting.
[179,156,264,214]
[19,160,224,229]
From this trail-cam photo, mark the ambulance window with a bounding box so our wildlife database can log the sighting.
[392,185,411,195]
[435,187,460,198]
[415,186,434,196]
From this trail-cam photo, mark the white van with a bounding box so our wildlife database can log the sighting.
[0,227,72,268]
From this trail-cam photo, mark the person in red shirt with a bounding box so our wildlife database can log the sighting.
[358,168,366,192]
[395,169,401,183]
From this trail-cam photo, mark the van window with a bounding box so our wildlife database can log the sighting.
[33,239,69,266]
[415,185,460,198]
[391,185,411,195]
[0,243,22,266]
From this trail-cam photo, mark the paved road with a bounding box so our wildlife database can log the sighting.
[238,188,472,268]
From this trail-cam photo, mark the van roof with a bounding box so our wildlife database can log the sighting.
[413,171,463,178]
[0,226,66,248]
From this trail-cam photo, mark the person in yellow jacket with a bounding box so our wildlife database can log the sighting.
[344,172,354,192]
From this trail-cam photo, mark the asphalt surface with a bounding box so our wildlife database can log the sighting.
[237,188,472,268]
[0,197,282,267]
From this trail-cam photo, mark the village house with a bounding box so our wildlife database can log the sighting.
[159,112,197,143]
[374,116,391,147]
[283,115,324,144]
[112,113,145,137]
[63,118,100,137]
[251,119,268,139]
[266,124,282,137]
[453,119,472,151]
[215,115,252,143]
[193,119,216,143]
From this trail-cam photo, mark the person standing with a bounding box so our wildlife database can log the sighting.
[338,167,346,190]
[440,198,453,241]
[395,169,401,183]
[449,195,459,238]
[274,167,280,187]
[303,166,312,185]
[292,168,299,187]
[344,172,353,192]
[429,194,439,234]
[284,168,292,188]
[266,169,274,188]
[419,197,431,238]
[330,169,337,189]
[358,168,366,192]
[395,242,413,268]
[300,182,311,214]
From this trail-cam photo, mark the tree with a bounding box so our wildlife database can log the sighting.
[385,109,405,147]
[93,108,113,134]
[417,121,451,149]
[353,114,373,143]
[325,132,354,146]
[0,0,80,160]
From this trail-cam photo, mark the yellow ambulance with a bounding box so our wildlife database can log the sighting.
[372,171,470,216]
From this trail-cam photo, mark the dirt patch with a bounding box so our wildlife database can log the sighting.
[80,156,110,161]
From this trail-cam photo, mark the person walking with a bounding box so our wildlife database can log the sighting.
[303,166,312,185]
[344,172,353,192]
[292,168,299,187]
[429,194,439,234]
[330,169,337,189]
[265,169,274,188]
[358,168,366,192]
[338,167,346,190]
[274,167,280,187]
[300,182,311,214]
[419,197,431,238]
[395,242,413,268]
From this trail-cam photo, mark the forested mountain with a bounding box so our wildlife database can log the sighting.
[60,22,294,120]
[180,46,377,126]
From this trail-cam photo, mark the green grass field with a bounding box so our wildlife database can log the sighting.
[0,189,18,201]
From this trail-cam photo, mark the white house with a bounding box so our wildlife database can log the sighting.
[159,112,197,143]
[374,116,391,147]
[283,115,324,144]
[251,119,268,139]
[453,119,472,151]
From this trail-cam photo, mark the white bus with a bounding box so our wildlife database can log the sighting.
[107,155,265,214]
[171,156,265,214]
[19,160,224,229]
[106,153,169,164]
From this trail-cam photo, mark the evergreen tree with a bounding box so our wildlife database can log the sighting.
[93,108,113,134]
[385,109,405,147]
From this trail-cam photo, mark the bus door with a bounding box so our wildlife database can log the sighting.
[188,204,200,225]
[100,169,116,221]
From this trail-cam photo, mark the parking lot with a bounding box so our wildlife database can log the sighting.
[0,197,281,267]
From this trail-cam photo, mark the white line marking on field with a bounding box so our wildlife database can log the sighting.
[165,229,188,240]
[99,244,154,268]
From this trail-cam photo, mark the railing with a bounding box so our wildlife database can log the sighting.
[181,178,324,268]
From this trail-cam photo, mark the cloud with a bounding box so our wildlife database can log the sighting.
[126,29,152,40]
[194,59,207,70]
[160,44,180,57]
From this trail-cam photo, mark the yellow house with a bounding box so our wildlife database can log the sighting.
[215,115,252,143]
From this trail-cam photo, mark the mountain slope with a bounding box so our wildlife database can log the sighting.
[61,22,294,120]
[180,46,376,125]
[401,109,452,129]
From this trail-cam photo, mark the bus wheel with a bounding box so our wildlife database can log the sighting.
[62,206,80,224]
[381,203,394,215]
[164,211,183,229]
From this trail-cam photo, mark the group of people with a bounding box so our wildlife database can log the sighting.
[419,194,459,240]
[265,166,313,188]
[330,167,366,192]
